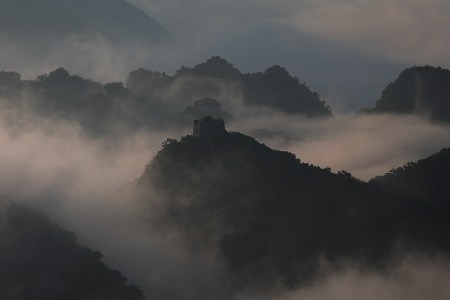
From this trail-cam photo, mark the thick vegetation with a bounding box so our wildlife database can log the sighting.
[127,56,332,117]
[0,203,144,300]
[367,66,450,124]
[137,120,450,289]
[371,148,450,214]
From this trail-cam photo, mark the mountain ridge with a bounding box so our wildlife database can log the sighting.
[0,201,145,300]
[371,147,450,214]
[135,117,450,290]
[364,65,450,124]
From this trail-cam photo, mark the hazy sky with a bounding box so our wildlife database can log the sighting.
[128,0,450,111]
[130,0,450,66]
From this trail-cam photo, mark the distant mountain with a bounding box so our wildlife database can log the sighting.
[0,60,331,137]
[127,56,332,116]
[243,65,329,116]
[371,148,450,214]
[0,0,171,45]
[0,68,175,136]
[135,117,450,290]
[0,201,144,300]
[365,66,450,124]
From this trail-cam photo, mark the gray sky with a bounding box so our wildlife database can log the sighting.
[129,0,450,66]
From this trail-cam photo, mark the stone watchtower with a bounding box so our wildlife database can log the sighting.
[193,116,226,138]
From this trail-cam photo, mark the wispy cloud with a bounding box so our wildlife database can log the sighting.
[231,113,450,180]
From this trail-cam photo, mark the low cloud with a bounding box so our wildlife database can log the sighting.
[0,34,164,82]
[231,113,450,180]
[241,256,450,300]
[1,86,450,299]
[286,0,450,66]
[0,93,243,299]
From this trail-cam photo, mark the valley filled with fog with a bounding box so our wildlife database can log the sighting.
[1,1,450,299]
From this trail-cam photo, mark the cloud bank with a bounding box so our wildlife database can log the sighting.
[241,256,450,300]
[1,67,450,299]
[231,113,450,180]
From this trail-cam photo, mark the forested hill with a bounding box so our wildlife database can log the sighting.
[0,59,331,137]
[365,66,450,124]
[0,202,145,300]
[371,148,450,214]
[127,56,332,116]
[136,117,450,291]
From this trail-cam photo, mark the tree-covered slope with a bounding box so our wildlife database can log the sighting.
[367,66,450,123]
[127,56,332,116]
[0,202,145,300]
[1,59,331,137]
[136,118,450,289]
[371,148,450,214]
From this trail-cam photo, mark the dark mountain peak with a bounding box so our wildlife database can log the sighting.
[176,56,242,80]
[243,65,331,116]
[371,147,450,214]
[264,65,291,78]
[137,125,450,289]
[399,65,450,78]
[35,68,100,92]
[367,65,450,123]
[171,57,331,116]
[45,67,71,81]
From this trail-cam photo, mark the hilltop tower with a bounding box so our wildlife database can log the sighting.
[193,116,226,138]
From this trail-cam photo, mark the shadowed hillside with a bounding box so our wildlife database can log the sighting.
[136,117,450,290]
[127,56,332,116]
[0,202,144,300]
[371,148,450,214]
[366,66,450,124]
